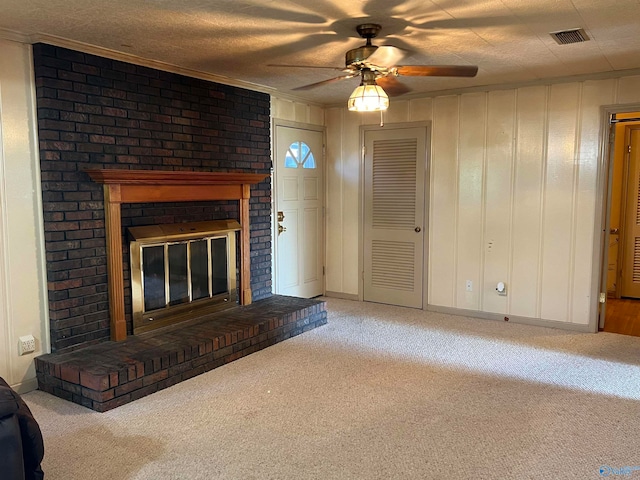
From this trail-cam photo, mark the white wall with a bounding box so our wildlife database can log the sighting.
[0,39,49,391]
[326,76,640,327]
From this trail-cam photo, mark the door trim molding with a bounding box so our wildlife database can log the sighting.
[595,104,640,330]
[359,121,431,305]
[618,126,640,298]
[271,120,326,295]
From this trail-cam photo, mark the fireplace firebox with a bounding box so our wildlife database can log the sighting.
[129,219,240,334]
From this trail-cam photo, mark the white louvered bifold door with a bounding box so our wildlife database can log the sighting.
[364,127,426,308]
[622,128,640,298]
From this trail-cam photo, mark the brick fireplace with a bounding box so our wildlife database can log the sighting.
[33,44,327,411]
[34,43,272,353]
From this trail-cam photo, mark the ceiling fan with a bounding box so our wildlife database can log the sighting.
[271,23,478,110]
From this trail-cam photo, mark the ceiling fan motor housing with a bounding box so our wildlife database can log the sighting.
[346,23,384,67]
[346,45,378,66]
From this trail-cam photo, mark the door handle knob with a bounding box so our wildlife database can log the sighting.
[415,227,421,233]
[278,224,287,236]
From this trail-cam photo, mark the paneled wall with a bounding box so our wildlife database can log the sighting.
[271,97,324,127]
[326,76,640,327]
[0,39,49,391]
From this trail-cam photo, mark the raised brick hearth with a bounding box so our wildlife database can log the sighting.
[35,296,327,412]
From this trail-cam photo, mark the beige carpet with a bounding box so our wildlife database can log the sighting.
[23,298,640,480]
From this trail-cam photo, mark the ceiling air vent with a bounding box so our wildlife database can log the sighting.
[550,28,589,45]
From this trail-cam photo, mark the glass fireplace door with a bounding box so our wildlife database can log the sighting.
[130,219,240,334]
[140,236,231,314]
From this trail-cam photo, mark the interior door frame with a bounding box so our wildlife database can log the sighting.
[617,125,640,298]
[595,104,640,330]
[359,121,431,305]
[271,119,326,296]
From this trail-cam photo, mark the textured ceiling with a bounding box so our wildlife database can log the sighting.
[2,0,640,105]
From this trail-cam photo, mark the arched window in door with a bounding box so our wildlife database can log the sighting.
[284,141,316,169]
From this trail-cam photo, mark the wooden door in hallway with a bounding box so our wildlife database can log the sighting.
[599,109,640,332]
[621,128,640,298]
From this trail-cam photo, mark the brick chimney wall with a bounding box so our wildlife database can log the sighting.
[34,44,272,353]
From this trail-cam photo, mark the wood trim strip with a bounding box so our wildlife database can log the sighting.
[86,169,267,186]
[119,184,243,203]
[104,185,127,341]
[240,185,252,304]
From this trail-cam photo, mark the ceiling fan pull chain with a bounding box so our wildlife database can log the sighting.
[380,110,384,127]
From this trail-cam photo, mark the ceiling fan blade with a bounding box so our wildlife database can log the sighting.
[376,76,412,97]
[292,74,356,91]
[395,65,478,77]
[365,45,407,68]
[267,64,347,71]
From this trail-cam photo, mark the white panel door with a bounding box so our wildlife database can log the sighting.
[364,127,426,308]
[274,125,324,298]
[622,128,640,298]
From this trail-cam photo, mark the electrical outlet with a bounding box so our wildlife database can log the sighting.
[18,335,36,356]
[466,280,473,292]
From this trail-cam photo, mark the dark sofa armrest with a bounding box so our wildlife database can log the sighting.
[0,385,20,418]
[0,380,44,480]
[0,386,26,480]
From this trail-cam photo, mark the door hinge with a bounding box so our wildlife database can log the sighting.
[609,124,615,144]
[628,144,632,153]
[323,266,325,276]
[599,292,606,303]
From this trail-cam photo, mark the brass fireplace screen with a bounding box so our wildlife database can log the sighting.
[129,219,240,334]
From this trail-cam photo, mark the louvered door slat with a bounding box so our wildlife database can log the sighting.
[372,138,418,230]
[634,238,640,283]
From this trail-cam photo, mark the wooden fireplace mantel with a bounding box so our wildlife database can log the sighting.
[86,169,270,341]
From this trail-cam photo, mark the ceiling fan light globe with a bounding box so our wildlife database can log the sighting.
[348,84,389,112]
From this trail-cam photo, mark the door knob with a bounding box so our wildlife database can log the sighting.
[415,226,421,233]
[278,224,287,236]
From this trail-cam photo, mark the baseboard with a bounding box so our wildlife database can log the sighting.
[324,291,359,301]
[11,376,39,395]
[426,304,595,333]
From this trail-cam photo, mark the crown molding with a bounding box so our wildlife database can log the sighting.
[0,27,277,95]
[34,33,279,96]
[0,27,31,43]
[324,67,640,109]
[0,27,325,107]
[10,26,639,111]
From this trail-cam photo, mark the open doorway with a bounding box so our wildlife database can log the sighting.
[602,110,640,336]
